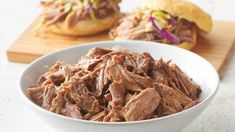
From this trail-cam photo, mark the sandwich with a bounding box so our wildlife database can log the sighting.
[110,0,213,50]
[35,0,121,36]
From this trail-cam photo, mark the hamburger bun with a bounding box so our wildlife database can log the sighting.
[42,12,119,36]
[142,0,213,33]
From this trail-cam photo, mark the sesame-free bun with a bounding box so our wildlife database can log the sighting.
[142,0,213,33]
[41,12,119,36]
[176,27,197,50]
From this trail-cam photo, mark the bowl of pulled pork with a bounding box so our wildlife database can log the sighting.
[19,41,219,132]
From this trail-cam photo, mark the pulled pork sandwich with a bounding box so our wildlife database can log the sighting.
[35,0,121,36]
[110,0,212,50]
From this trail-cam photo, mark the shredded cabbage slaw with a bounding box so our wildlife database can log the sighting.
[149,16,180,44]
[135,9,180,44]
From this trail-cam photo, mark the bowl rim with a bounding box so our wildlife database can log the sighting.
[19,40,220,125]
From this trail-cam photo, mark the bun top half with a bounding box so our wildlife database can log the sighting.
[142,0,213,33]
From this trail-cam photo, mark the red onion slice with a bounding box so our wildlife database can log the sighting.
[149,16,180,44]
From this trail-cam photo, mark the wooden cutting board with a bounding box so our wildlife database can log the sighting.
[6,19,235,74]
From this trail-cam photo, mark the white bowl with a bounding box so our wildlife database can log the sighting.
[19,41,219,132]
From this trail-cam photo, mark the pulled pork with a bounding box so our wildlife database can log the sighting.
[40,0,121,27]
[121,88,161,121]
[110,9,196,45]
[28,46,202,122]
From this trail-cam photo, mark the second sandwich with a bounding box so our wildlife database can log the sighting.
[110,0,212,50]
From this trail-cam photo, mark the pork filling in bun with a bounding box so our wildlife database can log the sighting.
[110,8,196,45]
[36,0,121,36]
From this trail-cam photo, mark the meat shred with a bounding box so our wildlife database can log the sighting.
[28,46,202,122]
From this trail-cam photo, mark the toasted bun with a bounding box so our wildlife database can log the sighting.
[142,0,213,33]
[175,27,197,50]
[41,13,119,36]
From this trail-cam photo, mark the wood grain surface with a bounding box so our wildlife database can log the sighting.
[6,19,235,74]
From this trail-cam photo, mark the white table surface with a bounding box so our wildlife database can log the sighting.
[0,0,235,132]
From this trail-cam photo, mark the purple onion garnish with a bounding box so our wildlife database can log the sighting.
[86,2,94,13]
[149,16,180,44]
[169,16,177,26]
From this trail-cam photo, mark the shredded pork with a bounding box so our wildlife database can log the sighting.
[110,12,195,44]
[28,46,202,122]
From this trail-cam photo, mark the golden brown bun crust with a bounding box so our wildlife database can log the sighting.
[176,27,197,50]
[142,0,213,33]
[42,13,119,36]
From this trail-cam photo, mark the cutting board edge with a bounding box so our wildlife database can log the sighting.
[218,39,235,77]
[7,50,40,64]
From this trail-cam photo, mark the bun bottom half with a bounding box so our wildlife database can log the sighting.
[112,27,197,50]
[41,13,119,36]
[175,27,197,50]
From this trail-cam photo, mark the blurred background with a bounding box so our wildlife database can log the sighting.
[0,0,235,132]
